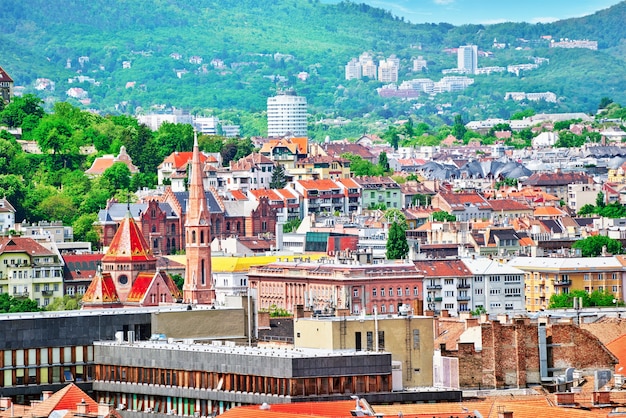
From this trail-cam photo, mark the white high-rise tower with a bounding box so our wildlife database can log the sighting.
[267,91,307,137]
[457,45,478,74]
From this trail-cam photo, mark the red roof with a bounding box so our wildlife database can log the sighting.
[607,334,626,374]
[414,259,472,277]
[0,237,56,257]
[28,383,98,417]
[296,179,341,191]
[81,272,121,305]
[160,151,208,170]
[0,66,13,83]
[125,273,154,303]
[488,199,532,211]
[62,254,104,282]
[230,190,248,201]
[102,214,156,263]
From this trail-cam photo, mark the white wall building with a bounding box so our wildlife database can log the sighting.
[267,92,308,137]
[461,258,526,315]
[457,45,478,74]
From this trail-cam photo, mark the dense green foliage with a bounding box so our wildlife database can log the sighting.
[386,221,409,260]
[0,0,625,139]
[549,289,621,309]
[571,235,624,257]
[46,295,81,311]
[0,293,41,313]
[431,210,456,222]
[578,201,626,218]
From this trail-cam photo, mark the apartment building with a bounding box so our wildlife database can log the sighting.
[266,92,307,137]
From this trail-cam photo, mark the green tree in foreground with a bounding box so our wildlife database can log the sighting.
[571,235,623,257]
[270,164,287,189]
[46,295,81,311]
[386,221,409,260]
[549,289,621,309]
[431,210,456,222]
[283,218,302,233]
[0,293,42,313]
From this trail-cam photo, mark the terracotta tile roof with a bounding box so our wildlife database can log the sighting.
[277,188,298,200]
[607,334,626,374]
[523,171,593,187]
[296,179,341,191]
[62,254,104,282]
[102,214,156,263]
[159,151,208,170]
[0,237,56,257]
[230,152,274,171]
[125,272,154,303]
[437,192,491,210]
[28,383,99,417]
[335,177,361,189]
[324,143,376,160]
[81,271,121,305]
[533,206,567,217]
[230,190,248,201]
[488,199,532,212]
[434,318,468,350]
[414,259,472,277]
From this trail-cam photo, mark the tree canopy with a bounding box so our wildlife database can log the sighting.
[571,235,623,257]
[386,220,409,260]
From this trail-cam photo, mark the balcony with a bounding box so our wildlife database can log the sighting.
[457,295,471,301]
[554,279,571,286]
[42,290,54,296]
[13,292,29,299]
[457,283,470,289]
[426,285,442,290]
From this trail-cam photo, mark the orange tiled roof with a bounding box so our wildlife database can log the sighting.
[230,190,248,201]
[125,273,154,303]
[534,206,567,217]
[250,189,282,201]
[28,383,99,417]
[414,259,472,277]
[102,214,156,263]
[489,199,532,211]
[160,151,208,170]
[607,334,626,374]
[81,272,121,305]
[0,237,56,257]
[297,179,340,191]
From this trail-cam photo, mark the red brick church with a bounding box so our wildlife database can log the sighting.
[82,132,216,308]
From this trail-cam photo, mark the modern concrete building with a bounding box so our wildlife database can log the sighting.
[266,92,307,138]
[457,45,478,74]
[294,314,435,388]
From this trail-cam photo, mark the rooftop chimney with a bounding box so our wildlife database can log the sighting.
[98,402,111,418]
[42,391,53,400]
[0,397,12,409]
[76,399,89,415]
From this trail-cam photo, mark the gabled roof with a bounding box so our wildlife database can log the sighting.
[606,333,626,375]
[0,198,16,213]
[323,143,376,160]
[62,254,104,282]
[436,192,491,210]
[102,213,156,263]
[230,152,274,171]
[28,383,98,418]
[172,191,223,215]
[229,190,248,201]
[0,237,56,257]
[335,177,361,189]
[0,66,13,83]
[413,259,472,277]
[124,271,181,304]
[522,171,593,187]
[296,179,341,191]
[533,205,567,217]
[159,151,208,170]
[488,199,532,212]
[81,271,121,305]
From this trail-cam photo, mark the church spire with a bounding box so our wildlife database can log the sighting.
[183,130,214,305]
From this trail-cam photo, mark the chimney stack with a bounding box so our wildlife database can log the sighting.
[42,391,53,400]
[76,399,89,415]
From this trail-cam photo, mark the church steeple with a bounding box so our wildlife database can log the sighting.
[183,130,214,304]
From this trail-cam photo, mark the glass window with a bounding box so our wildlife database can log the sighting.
[16,349,24,366]
[4,370,12,387]
[75,346,83,362]
[4,350,12,367]
[40,348,48,365]
[28,349,36,366]
[52,347,60,364]
[64,347,72,363]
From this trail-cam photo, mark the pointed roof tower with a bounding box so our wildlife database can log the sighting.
[81,265,122,309]
[101,210,157,302]
[184,130,215,305]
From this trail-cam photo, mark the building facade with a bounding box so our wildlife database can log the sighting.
[267,92,307,137]
[457,45,478,74]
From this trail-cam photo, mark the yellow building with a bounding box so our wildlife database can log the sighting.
[294,314,434,388]
[608,162,626,184]
[509,256,623,312]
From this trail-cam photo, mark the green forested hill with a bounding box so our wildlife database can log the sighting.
[1,0,625,136]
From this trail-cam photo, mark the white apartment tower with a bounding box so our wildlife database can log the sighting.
[345,58,362,80]
[267,91,308,137]
[457,45,478,74]
[378,59,399,83]
[359,52,377,79]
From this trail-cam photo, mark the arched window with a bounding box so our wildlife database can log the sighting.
[192,230,196,243]
[171,224,176,234]
[171,238,176,250]
[201,259,206,285]
[226,222,231,231]
[151,225,157,233]
[200,231,204,244]
[153,239,158,249]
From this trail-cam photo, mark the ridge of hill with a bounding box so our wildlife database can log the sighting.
[0,0,625,136]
